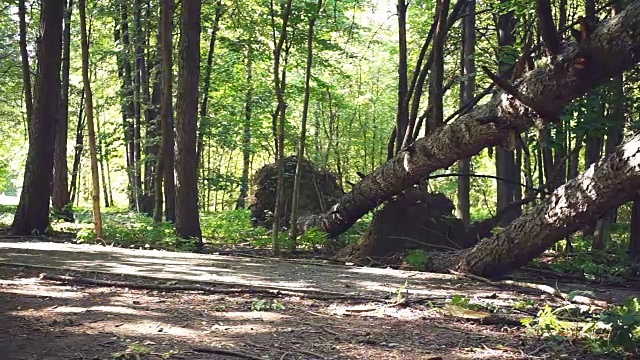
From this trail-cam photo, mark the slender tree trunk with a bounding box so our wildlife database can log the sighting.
[196,1,223,186]
[11,0,64,236]
[457,0,475,225]
[289,0,323,247]
[236,46,253,209]
[270,0,293,256]
[154,0,173,223]
[164,111,176,222]
[495,3,520,226]
[119,0,137,211]
[52,0,74,219]
[132,0,144,211]
[69,89,85,205]
[395,0,408,153]
[18,0,33,130]
[427,0,450,133]
[96,107,110,207]
[79,0,103,239]
[175,0,202,248]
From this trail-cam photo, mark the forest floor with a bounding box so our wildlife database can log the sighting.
[0,239,638,360]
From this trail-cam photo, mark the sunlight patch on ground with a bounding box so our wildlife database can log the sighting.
[217,311,290,322]
[347,266,451,279]
[0,287,84,299]
[85,319,205,338]
[0,277,40,286]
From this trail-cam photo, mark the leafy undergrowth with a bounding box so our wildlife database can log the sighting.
[0,205,371,254]
[449,292,640,357]
[533,233,636,280]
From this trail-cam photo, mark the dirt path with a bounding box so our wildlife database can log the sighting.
[0,239,632,359]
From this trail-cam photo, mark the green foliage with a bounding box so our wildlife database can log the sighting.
[251,299,285,311]
[71,209,197,252]
[112,343,151,360]
[541,239,632,279]
[521,305,576,339]
[521,299,640,356]
[200,209,269,247]
[450,295,483,311]
[599,297,640,354]
[297,226,328,248]
[403,249,431,271]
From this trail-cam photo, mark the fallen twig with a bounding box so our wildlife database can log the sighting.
[36,272,375,302]
[191,346,262,360]
[450,270,609,307]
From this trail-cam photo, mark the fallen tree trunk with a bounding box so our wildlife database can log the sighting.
[300,0,640,237]
[430,134,640,277]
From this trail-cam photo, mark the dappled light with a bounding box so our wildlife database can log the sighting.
[2,0,640,357]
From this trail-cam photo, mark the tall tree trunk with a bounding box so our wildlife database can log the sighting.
[289,0,323,247]
[141,1,159,216]
[52,0,74,220]
[79,0,103,239]
[395,0,408,153]
[431,133,640,277]
[18,0,33,130]
[495,2,520,226]
[11,0,64,236]
[154,0,173,223]
[96,107,110,207]
[119,0,137,211]
[164,111,176,222]
[270,0,293,256]
[236,46,253,209]
[69,89,85,205]
[427,0,450,134]
[298,1,640,237]
[457,0,475,225]
[196,1,223,190]
[132,0,145,211]
[175,0,202,248]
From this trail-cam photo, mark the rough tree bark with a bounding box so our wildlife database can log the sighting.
[18,0,33,129]
[430,133,640,277]
[52,0,74,219]
[11,0,64,235]
[298,0,640,238]
[175,0,202,248]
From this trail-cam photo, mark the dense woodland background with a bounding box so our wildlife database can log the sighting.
[1,0,640,276]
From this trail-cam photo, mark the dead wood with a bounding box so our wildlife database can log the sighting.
[37,272,377,302]
[450,270,610,307]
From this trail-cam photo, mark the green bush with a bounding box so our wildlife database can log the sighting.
[200,209,269,247]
